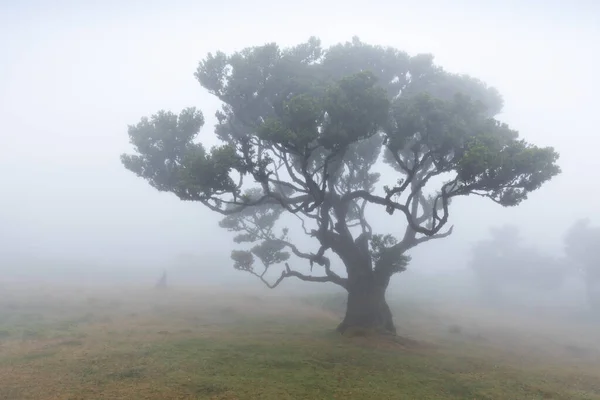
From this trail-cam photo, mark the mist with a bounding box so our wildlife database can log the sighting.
[1,0,600,329]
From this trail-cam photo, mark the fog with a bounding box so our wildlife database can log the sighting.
[1,0,599,313]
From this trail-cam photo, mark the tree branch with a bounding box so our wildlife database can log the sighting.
[233,212,347,288]
[341,190,445,235]
[256,262,346,289]
[406,225,454,251]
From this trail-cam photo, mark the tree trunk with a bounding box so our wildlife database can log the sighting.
[336,278,396,335]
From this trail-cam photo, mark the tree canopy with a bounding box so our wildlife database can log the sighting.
[121,37,561,333]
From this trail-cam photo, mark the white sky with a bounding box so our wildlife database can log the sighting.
[1,0,598,275]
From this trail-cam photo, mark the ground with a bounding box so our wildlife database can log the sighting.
[1,282,600,399]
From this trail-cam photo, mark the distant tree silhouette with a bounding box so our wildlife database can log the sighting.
[155,270,167,289]
[470,225,566,304]
[564,219,600,311]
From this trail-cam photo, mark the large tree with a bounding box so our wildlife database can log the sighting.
[564,219,600,311]
[121,37,560,334]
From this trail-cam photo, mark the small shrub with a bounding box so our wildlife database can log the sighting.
[448,324,462,335]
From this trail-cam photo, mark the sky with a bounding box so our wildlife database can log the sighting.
[0,0,599,280]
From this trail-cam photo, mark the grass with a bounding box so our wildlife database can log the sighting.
[1,283,600,399]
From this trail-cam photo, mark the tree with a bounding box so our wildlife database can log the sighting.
[469,225,566,304]
[469,225,520,303]
[564,219,600,311]
[155,270,167,289]
[121,37,561,334]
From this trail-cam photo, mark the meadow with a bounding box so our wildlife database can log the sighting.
[1,281,600,399]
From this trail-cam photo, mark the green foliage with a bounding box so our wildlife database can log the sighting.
[121,37,561,290]
[384,93,560,207]
[319,71,390,151]
[256,70,389,155]
[251,240,290,267]
[231,250,254,272]
[121,108,242,200]
[456,128,560,206]
[219,188,286,244]
[121,108,204,192]
[258,93,322,149]
[370,234,411,274]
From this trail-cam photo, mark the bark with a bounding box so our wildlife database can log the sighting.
[336,277,396,335]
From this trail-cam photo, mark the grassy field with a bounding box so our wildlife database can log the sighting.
[1,282,600,399]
